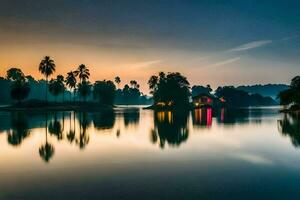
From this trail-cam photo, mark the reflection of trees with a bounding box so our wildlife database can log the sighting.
[93,111,115,130]
[39,113,55,163]
[278,113,300,148]
[123,109,140,127]
[67,112,76,143]
[216,108,250,125]
[7,112,30,146]
[151,110,189,149]
[76,112,91,149]
[48,112,63,140]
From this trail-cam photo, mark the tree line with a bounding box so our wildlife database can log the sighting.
[2,56,151,105]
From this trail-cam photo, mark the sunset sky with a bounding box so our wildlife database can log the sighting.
[0,0,299,93]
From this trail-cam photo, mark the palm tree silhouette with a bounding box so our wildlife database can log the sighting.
[66,71,77,102]
[39,56,56,102]
[49,75,65,102]
[115,76,121,88]
[75,64,90,83]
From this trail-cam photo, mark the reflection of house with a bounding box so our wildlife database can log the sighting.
[193,108,212,127]
[192,93,226,108]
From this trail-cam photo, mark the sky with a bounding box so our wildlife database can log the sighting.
[0,0,299,93]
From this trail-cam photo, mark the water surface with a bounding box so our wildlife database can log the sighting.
[0,106,299,200]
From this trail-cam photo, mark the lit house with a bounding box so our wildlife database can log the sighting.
[192,93,226,108]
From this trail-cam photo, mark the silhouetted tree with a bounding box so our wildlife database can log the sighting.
[148,72,191,108]
[216,86,276,107]
[93,80,116,105]
[39,56,56,102]
[278,76,300,106]
[75,64,90,83]
[115,76,121,88]
[7,68,30,104]
[6,68,24,81]
[66,71,77,102]
[192,85,212,96]
[78,81,91,101]
[49,75,65,102]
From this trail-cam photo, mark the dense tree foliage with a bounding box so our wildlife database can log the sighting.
[6,68,30,103]
[49,75,65,101]
[278,76,300,106]
[215,86,277,107]
[192,85,212,96]
[93,80,116,105]
[148,72,191,108]
[66,71,77,101]
[78,81,92,101]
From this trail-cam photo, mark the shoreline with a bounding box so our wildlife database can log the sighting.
[0,101,114,112]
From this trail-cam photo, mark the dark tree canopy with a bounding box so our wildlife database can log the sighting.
[278,76,300,106]
[148,72,191,107]
[78,81,92,101]
[93,80,116,105]
[192,85,212,96]
[49,75,65,100]
[215,86,276,107]
[6,68,31,103]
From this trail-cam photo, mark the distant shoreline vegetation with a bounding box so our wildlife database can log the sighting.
[0,56,291,111]
[278,76,300,113]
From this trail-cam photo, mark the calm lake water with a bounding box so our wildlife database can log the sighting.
[0,106,300,200]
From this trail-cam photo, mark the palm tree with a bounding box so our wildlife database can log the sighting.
[75,64,90,83]
[66,71,77,102]
[115,76,121,88]
[57,75,65,102]
[78,81,91,102]
[49,75,65,102]
[39,56,56,102]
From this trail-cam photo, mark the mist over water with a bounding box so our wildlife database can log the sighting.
[0,106,300,199]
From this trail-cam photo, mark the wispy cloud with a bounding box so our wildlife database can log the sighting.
[205,57,240,68]
[281,35,298,41]
[126,60,162,68]
[228,40,272,52]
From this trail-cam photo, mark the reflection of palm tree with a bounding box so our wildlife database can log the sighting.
[151,110,189,149]
[278,113,300,147]
[48,112,63,140]
[67,112,75,143]
[39,142,55,163]
[7,112,30,146]
[76,112,91,149]
[39,113,55,163]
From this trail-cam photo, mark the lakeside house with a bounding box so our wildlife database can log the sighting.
[192,93,226,108]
